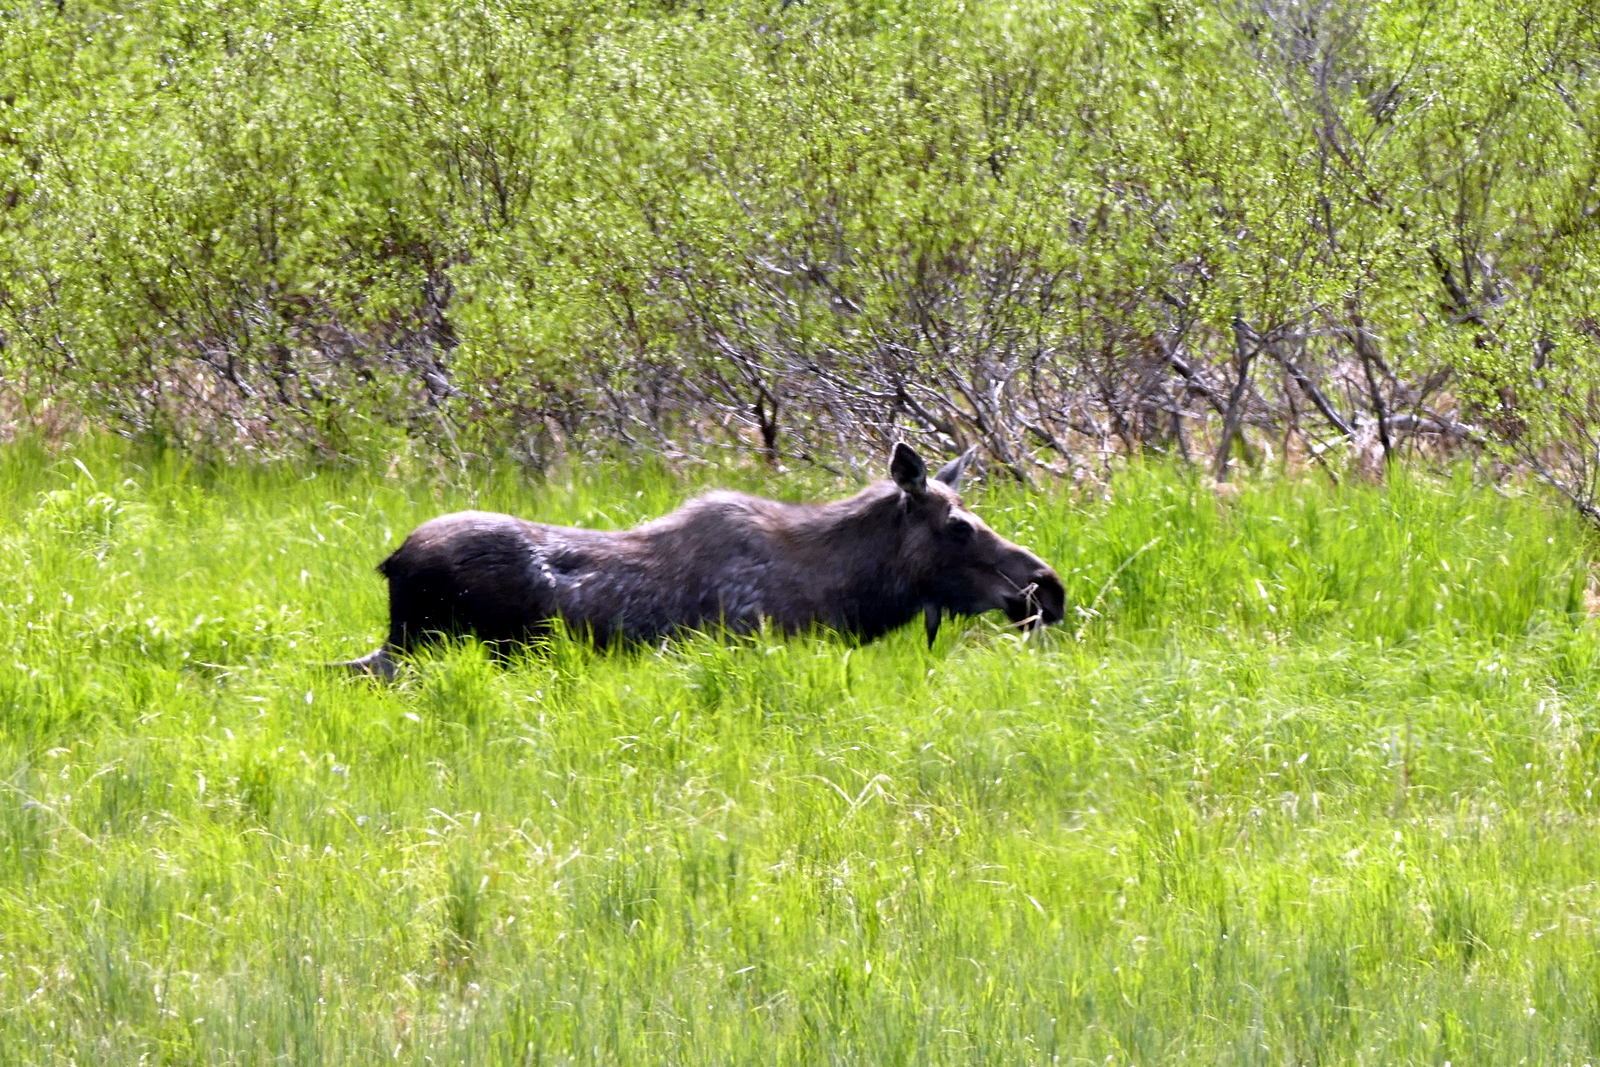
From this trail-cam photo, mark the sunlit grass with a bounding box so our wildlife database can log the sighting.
[1,439,1598,1064]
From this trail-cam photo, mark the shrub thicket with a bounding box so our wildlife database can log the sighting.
[2,0,1599,496]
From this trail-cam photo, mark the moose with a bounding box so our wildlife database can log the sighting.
[341,443,1064,677]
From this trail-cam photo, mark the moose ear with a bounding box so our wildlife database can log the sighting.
[889,442,928,497]
[934,446,977,489]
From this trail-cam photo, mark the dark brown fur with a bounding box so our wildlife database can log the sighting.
[341,444,1063,677]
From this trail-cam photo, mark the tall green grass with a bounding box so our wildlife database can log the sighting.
[1,439,1599,1064]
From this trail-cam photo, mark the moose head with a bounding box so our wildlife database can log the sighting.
[885,442,1066,644]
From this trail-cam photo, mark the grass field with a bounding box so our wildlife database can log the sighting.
[2,440,1600,1064]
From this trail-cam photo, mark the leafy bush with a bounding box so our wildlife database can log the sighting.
[3,0,1599,505]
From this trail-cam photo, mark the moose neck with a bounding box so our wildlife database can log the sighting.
[794,483,927,638]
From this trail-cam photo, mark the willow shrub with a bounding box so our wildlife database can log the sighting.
[3,0,1600,484]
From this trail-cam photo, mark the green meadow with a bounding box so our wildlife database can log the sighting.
[2,441,1600,1064]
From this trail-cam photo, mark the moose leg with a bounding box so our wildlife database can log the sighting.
[339,646,398,680]
[384,562,461,653]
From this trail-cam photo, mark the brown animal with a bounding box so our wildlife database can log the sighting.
[341,443,1064,677]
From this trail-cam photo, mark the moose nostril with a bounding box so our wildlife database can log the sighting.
[1032,571,1066,620]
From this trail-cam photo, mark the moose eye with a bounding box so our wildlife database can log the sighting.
[947,517,974,542]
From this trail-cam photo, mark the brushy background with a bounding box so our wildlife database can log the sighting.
[2,439,1600,1063]
[4,0,1600,514]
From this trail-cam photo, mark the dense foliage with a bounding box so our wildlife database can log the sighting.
[3,0,1600,495]
[1,443,1599,1063]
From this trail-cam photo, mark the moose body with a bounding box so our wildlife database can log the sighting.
[344,444,1064,677]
